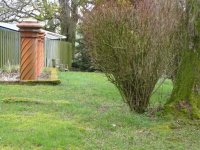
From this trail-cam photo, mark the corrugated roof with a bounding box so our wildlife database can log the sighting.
[0,22,19,31]
[42,30,66,40]
[0,22,66,40]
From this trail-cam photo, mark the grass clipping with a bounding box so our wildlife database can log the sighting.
[2,97,70,105]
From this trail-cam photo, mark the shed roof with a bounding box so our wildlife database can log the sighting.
[0,22,19,31]
[0,22,66,40]
[42,30,66,40]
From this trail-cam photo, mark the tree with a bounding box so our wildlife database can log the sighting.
[59,0,78,55]
[82,0,182,113]
[58,0,94,58]
[0,0,36,22]
[34,0,60,32]
[0,0,60,32]
[165,0,200,119]
[73,28,94,71]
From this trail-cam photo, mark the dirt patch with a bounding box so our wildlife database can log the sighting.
[0,70,51,81]
[37,71,51,80]
[0,70,19,81]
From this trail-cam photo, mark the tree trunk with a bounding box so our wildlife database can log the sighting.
[59,0,78,60]
[165,51,200,119]
[165,0,200,119]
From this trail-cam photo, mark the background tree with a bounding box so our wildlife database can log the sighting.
[58,0,94,58]
[0,0,60,32]
[34,0,60,32]
[73,27,94,71]
[0,0,36,22]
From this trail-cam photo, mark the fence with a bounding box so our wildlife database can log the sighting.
[0,27,20,68]
[0,26,72,69]
[45,38,72,68]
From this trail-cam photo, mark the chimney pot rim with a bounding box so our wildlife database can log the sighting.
[17,21,43,29]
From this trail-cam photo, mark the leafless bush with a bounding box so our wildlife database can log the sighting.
[82,0,183,113]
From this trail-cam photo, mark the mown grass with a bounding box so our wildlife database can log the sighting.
[0,72,199,150]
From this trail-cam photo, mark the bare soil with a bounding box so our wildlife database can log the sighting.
[37,71,51,80]
[0,70,19,81]
[0,70,50,81]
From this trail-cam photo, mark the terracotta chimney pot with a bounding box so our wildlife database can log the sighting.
[17,20,45,80]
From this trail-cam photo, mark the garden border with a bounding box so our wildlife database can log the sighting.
[0,68,61,85]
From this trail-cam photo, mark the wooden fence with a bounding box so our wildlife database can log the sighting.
[0,27,72,69]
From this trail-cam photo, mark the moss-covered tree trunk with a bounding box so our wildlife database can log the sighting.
[165,0,200,119]
[165,51,200,118]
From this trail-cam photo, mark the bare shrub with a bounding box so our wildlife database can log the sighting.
[82,0,182,113]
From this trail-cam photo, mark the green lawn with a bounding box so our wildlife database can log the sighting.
[0,72,199,150]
